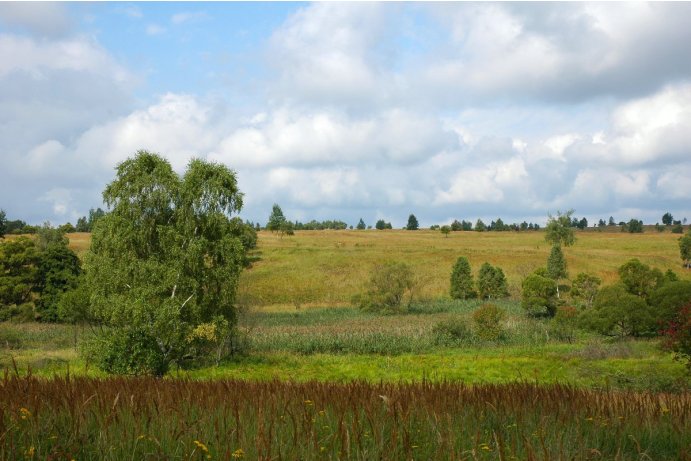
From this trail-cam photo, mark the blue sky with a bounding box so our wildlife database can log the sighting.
[1,2,690,227]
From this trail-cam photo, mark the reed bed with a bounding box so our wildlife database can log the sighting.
[1,373,688,460]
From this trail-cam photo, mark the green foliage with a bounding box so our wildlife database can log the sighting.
[570,272,601,309]
[474,219,486,232]
[662,212,673,226]
[671,223,684,234]
[354,262,414,313]
[85,151,247,376]
[267,203,286,233]
[34,242,82,321]
[356,218,366,230]
[546,245,568,281]
[375,219,389,230]
[680,229,691,268]
[36,223,68,251]
[57,276,92,323]
[449,256,476,299]
[618,258,663,299]
[0,237,39,308]
[440,225,451,237]
[472,303,506,341]
[476,262,509,299]
[625,218,644,233]
[521,271,558,317]
[549,306,579,342]
[649,281,691,325]
[545,210,576,247]
[432,317,473,345]
[406,214,419,230]
[581,284,656,337]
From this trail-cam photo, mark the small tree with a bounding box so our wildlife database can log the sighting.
[356,218,366,230]
[521,270,558,317]
[475,219,486,232]
[570,272,601,309]
[581,284,656,337]
[0,237,39,308]
[353,262,414,313]
[680,229,691,268]
[546,245,568,298]
[34,242,82,321]
[450,256,476,299]
[440,225,451,238]
[662,212,674,226]
[626,218,643,233]
[545,210,576,247]
[618,258,663,299]
[477,262,509,299]
[406,214,419,230]
[267,204,286,233]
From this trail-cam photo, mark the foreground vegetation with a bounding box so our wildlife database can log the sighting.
[2,373,688,460]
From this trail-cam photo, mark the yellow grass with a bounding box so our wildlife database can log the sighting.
[236,229,690,307]
[61,229,689,307]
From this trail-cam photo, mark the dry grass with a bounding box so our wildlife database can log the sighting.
[236,229,690,307]
[65,229,689,307]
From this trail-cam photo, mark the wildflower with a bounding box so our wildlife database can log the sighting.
[24,446,35,458]
[231,448,245,459]
[304,400,313,406]
[320,447,326,452]
[194,440,209,453]
[137,435,146,441]
[318,410,326,417]
[660,406,670,414]
[479,443,491,451]
[19,408,31,420]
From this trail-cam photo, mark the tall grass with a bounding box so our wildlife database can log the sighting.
[1,373,688,460]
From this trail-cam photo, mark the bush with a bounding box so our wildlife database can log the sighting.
[521,271,558,317]
[649,280,691,325]
[570,272,601,309]
[581,284,656,337]
[432,317,473,345]
[449,256,476,299]
[550,306,579,342]
[660,303,691,371]
[472,303,506,341]
[477,263,509,299]
[353,262,415,313]
[87,328,168,376]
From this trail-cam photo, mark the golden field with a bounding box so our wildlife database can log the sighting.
[67,228,690,308]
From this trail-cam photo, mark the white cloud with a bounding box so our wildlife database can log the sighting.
[171,12,209,25]
[146,24,166,36]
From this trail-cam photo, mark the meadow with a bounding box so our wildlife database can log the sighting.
[1,228,689,458]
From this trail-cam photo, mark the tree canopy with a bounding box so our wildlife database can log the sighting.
[406,214,419,230]
[450,256,476,299]
[85,151,249,376]
[545,210,576,247]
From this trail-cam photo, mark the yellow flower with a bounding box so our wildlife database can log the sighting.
[193,440,209,453]
[231,448,245,459]
[19,408,31,420]
[318,410,326,417]
[304,399,313,406]
[479,443,491,451]
[24,446,35,458]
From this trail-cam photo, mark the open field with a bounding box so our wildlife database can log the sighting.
[236,229,689,307]
[61,228,691,307]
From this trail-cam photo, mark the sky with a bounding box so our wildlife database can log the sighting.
[1,2,690,228]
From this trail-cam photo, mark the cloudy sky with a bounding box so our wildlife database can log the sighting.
[1,2,690,228]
